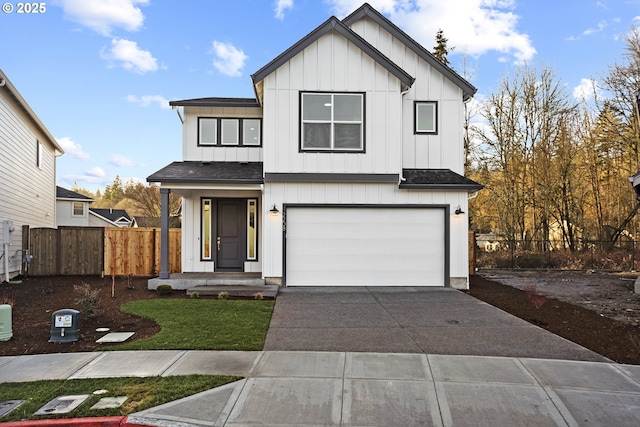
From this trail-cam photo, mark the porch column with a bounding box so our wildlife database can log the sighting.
[159,188,170,279]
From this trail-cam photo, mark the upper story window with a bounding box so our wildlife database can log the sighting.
[72,202,85,217]
[300,92,364,152]
[198,118,262,146]
[415,101,438,134]
[36,140,43,169]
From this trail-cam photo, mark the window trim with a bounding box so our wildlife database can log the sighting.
[201,198,212,260]
[71,202,85,217]
[299,91,366,153]
[36,140,43,169]
[198,117,262,147]
[247,199,257,260]
[414,101,438,135]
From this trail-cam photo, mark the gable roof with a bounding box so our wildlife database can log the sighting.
[342,3,476,101]
[56,186,94,202]
[251,15,415,99]
[0,69,63,153]
[89,208,131,223]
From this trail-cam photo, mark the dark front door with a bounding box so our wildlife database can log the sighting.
[216,199,246,271]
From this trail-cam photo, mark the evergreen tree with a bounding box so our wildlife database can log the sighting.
[433,29,451,66]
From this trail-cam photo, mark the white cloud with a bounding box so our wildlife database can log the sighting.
[327,0,536,64]
[211,40,248,77]
[109,154,136,167]
[275,0,294,20]
[58,0,149,36]
[573,78,599,101]
[57,137,90,160]
[126,94,171,109]
[86,166,106,177]
[582,21,607,36]
[101,38,158,74]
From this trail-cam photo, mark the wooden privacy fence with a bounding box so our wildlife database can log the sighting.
[27,226,181,276]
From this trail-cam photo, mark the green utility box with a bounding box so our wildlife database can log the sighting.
[49,309,80,343]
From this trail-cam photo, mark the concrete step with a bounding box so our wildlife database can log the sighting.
[186,285,279,299]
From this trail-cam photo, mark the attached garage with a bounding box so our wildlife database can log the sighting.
[284,206,448,286]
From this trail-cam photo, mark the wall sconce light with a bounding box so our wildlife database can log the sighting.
[270,204,280,215]
[454,205,465,215]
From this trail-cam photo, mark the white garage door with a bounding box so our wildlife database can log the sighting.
[285,207,446,286]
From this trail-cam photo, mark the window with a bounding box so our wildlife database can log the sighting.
[199,119,217,145]
[198,118,262,146]
[247,199,257,260]
[301,92,364,151]
[36,140,43,168]
[202,199,212,260]
[72,202,85,217]
[415,101,437,134]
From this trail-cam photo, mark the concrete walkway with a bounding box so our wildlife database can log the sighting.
[1,350,640,426]
[2,287,640,425]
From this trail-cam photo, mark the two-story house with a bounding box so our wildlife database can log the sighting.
[1,69,63,282]
[148,3,482,288]
[56,186,133,227]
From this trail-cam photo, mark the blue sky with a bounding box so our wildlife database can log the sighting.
[2,0,639,191]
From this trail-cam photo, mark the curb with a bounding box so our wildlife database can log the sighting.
[0,416,147,426]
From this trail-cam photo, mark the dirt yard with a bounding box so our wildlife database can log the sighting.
[1,271,639,364]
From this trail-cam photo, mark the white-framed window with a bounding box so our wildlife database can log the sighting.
[247,199,257,260]
[300,92,364,151]
[198,117,262,146]
[199,118,217,145]
[202,199,212,260]
[72,202,85,217]
[415,101,438,134]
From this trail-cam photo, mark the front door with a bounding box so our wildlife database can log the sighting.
[216,199,246,271]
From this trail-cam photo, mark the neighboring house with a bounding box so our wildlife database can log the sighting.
[56,186,132,227]
[0,69,64,281]
[148,3,482,288]
[56,186,94,227]
[89,208,132,228]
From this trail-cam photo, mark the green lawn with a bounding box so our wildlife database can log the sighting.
[0,375,240,422]
[113,299,275,351]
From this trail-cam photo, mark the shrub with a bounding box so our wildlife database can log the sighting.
[254,292,264,300]
[156,284,173,295]
[73,283,101,318]
[190,291,200,299]
[217,291,229,300]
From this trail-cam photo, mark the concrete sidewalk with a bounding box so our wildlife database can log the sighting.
[2,350,640,426]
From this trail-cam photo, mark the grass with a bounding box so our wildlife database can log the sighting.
[113,299,275,351]
[0,375,241,422]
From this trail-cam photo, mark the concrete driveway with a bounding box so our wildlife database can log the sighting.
[264,287,608,362]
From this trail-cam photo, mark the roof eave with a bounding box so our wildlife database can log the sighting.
[399,183,484,191]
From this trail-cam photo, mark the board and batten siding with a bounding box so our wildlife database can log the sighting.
[349,17,465,174]
[0,89,57,278]
[262,181,469,286]
[182,106,263,163]
[262,30,403,175]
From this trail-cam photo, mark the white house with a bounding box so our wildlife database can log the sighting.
[0,69,64,282]
[148,3,482,288]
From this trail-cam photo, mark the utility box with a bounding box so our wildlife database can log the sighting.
[0,304,12,341]
[49,309,80,343]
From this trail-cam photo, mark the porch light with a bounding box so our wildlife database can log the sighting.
[270,204,280,215]
[454,205,465,215]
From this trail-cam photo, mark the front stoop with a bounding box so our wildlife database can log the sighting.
[148,273,271,293]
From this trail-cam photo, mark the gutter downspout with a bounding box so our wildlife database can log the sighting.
[399,86,411,184]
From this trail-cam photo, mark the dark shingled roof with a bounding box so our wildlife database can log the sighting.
[56,186,94,201]
[147,161,264,184]
[400,169,483,191]
[169,98,260,108]
[90,208,131,222]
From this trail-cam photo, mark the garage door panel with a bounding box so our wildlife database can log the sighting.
[286,207,446,286]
